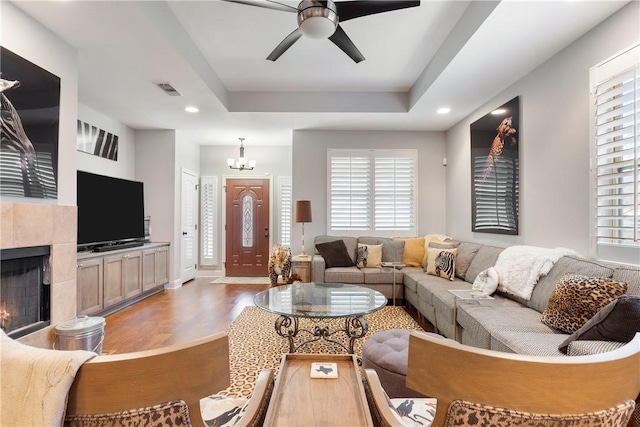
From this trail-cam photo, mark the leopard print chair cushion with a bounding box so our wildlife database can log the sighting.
[443,399,636,427]
[64,400,191,427]
[541,274,628,334]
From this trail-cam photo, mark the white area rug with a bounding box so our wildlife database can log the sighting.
[210,276,271,285]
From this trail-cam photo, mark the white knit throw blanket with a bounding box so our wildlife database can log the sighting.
[494,245,578,300]
[0,330,96,427]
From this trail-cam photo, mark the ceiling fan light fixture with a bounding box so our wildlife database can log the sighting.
[297,0,338,39]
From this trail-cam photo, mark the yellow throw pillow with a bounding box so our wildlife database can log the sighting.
[356,243,382,268]
[393,237,425,267]
[426,247,458,281]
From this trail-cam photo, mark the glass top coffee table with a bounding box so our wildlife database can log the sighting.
[254,282,386,354]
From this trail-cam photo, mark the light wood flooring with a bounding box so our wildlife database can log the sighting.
[102,277,432,354]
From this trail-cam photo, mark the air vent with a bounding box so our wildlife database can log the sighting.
[155,82,181,96]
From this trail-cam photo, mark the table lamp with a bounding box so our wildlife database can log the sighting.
[295,200,312,258]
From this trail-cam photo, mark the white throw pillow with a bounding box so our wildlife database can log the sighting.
[472,267,499,296]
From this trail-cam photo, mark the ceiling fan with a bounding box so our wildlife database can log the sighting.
[223,0,420,63]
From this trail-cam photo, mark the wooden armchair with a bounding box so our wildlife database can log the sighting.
[365,332,640,427]
[65,332,274,427]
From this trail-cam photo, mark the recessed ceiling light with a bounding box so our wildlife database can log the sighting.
[185,106,199,113]
[437,107,450,114]
[491,108,506,115]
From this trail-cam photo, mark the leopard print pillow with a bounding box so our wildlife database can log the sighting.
[541,274,627,334]
[443,399,635,427]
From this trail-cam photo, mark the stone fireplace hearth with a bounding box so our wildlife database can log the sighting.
[1,201,77,348]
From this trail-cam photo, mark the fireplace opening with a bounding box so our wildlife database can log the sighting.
[0,245,51,338]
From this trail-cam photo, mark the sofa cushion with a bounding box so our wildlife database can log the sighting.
[359,237,405,264]
[356,243,382,268]
[540,274,627,334]
[565,340,626,356]
[464,245,504,284]
[612,266,640,296]
[558,295,640,353]
[425,247,457,281]
[393,237,425,267]
[455,242,482,280]
[362,267,403,284]
[528,256,614,313]
[314,236,358,263]
[316,240,354,268]
[324,266,364,284]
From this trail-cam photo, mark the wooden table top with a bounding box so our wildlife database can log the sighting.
[263,353,373,427]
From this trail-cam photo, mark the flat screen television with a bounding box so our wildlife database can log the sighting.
[77,170,145,251]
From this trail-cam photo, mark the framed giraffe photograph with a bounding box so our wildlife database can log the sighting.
[0,46,60,199]
[470,96,520,235]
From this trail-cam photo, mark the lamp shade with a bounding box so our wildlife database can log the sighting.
[295,200,312,223]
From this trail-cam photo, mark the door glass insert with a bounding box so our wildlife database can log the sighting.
[242,194,253,247]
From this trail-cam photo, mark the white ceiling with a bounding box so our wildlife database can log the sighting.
[13,0,630,146]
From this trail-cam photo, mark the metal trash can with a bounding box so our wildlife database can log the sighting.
[54,315,105,354]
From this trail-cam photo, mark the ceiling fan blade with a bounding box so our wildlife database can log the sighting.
[336,1,420,22]
[267,28,303,61]
[222,0,298,13]
[328,25,365,63]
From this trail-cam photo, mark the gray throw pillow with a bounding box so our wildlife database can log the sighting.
[558,295,640,354]
[382,240,405,263]
[315,240,354,268]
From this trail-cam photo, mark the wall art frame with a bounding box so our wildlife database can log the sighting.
[0,46,60,199]
[77,120,119,161]
[470,96,520,235]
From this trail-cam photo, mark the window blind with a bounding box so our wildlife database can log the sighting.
[279,176,292,246]
[594,63,639,246]
[200,176,217,267]
[374,156,415,230]
[329,155,371,230]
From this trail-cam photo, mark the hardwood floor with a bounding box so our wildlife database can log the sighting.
[102,277,433,354]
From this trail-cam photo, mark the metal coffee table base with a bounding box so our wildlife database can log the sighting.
[274,315,368,354]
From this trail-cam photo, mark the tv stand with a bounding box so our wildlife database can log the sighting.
[94,241,144,252]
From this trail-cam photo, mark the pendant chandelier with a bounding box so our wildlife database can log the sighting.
[227,137,256,171]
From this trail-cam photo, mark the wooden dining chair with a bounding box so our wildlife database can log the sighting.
[365,331,640,427]
[65,332,274,427]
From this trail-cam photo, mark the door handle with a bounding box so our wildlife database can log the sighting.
[182,232,187,236]
[264,227,269,238]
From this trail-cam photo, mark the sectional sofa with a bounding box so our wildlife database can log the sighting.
[312,235,640,357]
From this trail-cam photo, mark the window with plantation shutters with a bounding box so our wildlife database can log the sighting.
[328,149,417,236]
[200,176,217,267]
[590,45,640,263]
[279,176,292,246]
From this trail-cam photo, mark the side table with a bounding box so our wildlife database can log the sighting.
[381,262,404,306]
[448,289,493,341]
[291,255,312,282]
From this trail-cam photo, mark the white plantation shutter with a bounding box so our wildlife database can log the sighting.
[374,155,415,231]
[592,47,639,249]
[590,45,640,264]
[328,149,416,235]
[329,155,371,230]
[200,176,218,267]
[279,176,292,245]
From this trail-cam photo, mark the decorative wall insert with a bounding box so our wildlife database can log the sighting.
[471,96,520,235]
[0,245,51,338]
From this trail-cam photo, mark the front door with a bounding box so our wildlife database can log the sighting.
[225,178,270,276]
